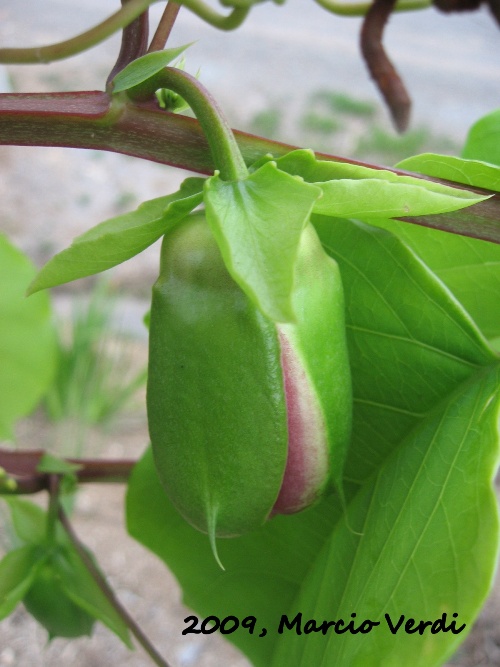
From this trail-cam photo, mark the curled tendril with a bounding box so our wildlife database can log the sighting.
[180,0,251,28]
[0,0,249,65]
[0,0,160,64]
[218,0,284,7]
[315,0,430,15]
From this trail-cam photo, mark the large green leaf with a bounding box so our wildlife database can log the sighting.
[204,161,321,322]
[0,235,57,439]
[27,177,204,294]
[128,218,498,667]
[266,149,488,218]
[313,216,496,485]
[462,109,500,166]
[270,365,500,667]
[359,217,500,344]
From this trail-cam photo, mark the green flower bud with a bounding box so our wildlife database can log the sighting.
[147,212,351,548]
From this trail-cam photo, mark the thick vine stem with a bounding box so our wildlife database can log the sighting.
[0,0,161,65]
[360,0,411,132]
[315,0,430,14]
[124,67,249,180]
[0,448,136,494]
[0,92,499,242]
[58,506,172,667]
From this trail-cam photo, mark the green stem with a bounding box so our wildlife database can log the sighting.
[127,67,248,180]
[179,0,250,29]
[58,506,172,667]
[0,0,160,64]
[314,0,430,15]
[46,475,61,544]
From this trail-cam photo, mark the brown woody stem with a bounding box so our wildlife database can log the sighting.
[360,0,411,132]
[0,448,136,495]
[148,2,182,52]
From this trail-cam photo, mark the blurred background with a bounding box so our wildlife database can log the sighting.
[0,2,499,665]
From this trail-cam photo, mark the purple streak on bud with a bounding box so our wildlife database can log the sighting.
[272,329,329,515]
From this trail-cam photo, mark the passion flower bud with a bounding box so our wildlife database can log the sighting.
[147,212,351,544]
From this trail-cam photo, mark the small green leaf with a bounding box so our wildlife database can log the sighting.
[36,454,81,496]
[36,453,82,476]
[27,177,204,294]
[0,545,40,620]
[396,153,500,192]
[272,149,488,218]
[156,87,189,113]
[462,109,500,166]
[3,497,47,544]
[2,499,132,646]
[0,236,57,439]
[23,553,95,640]
[111,44,192,93]
[54,545,132,647]
[204,162,321,322]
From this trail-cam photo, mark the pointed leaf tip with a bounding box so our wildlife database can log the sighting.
[207,506,225,571]
[26,179,204,293]
[111,44,194,93]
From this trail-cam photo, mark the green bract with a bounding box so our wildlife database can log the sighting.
[147,212,351,555]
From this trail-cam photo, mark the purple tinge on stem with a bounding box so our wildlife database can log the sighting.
[272,329,329,515]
